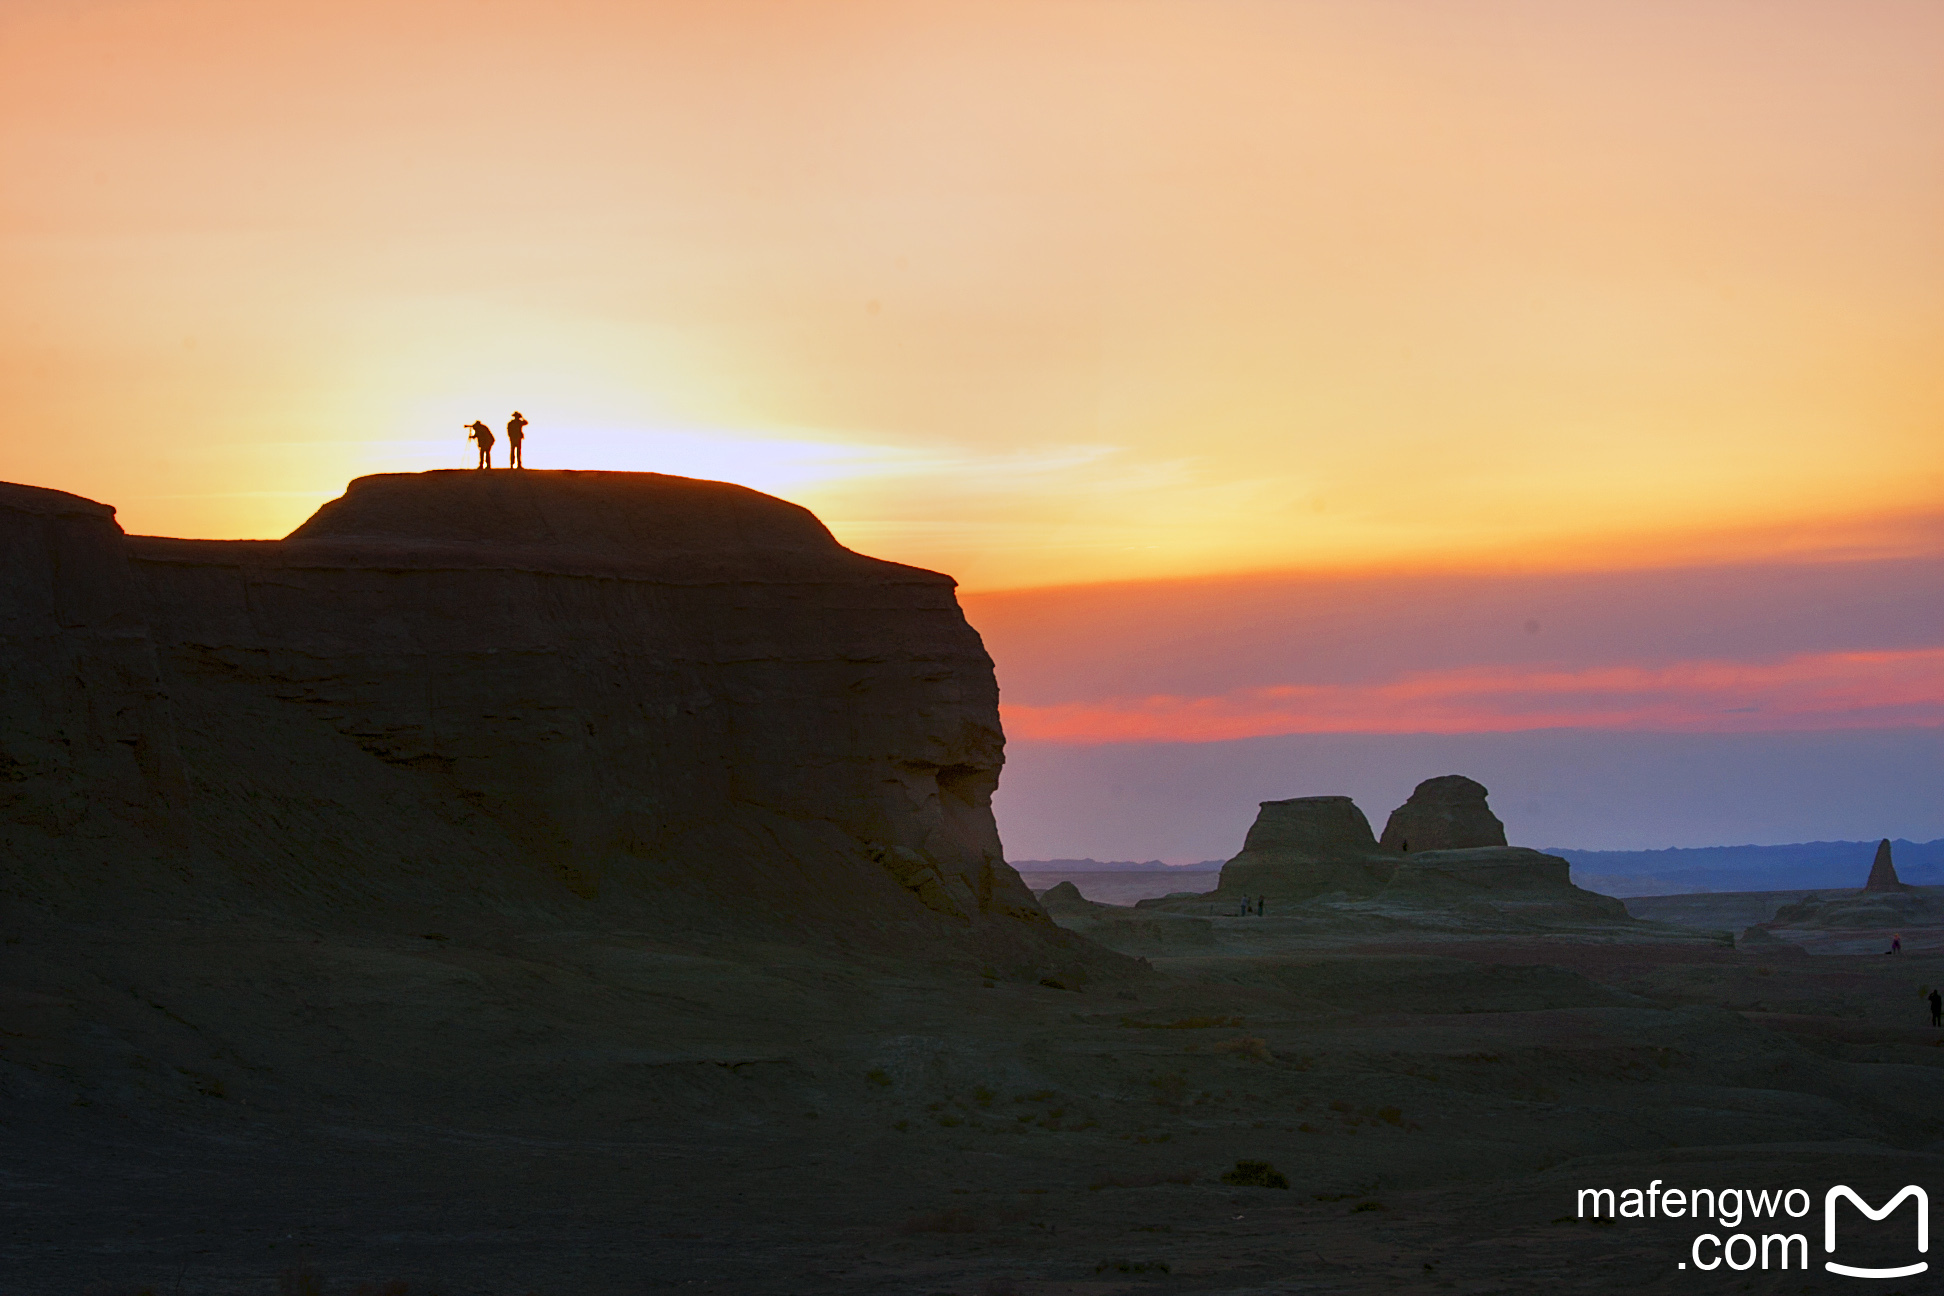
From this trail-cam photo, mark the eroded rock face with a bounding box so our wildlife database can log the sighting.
[1379,775,1507,853]
[1242,796,1379,857]
[1216,796,1392,902]
[1865,839,1908,892]
[1,471,1058,950]
[0,484,187,856]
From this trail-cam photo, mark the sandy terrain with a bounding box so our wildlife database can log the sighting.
[9,907,1944,1294]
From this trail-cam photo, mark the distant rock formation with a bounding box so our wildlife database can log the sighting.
[1036,879,1217,952]
[1766,838,1944,930]
[1037,880,1101,918]
[1216,796,1392,902]
[1379,775,1507,853]
[1246,796,1380,857]
[1865,838,1908,891]
[1010,858,1223,874]
[1169,779,1632,931]
[1,471,1085,963]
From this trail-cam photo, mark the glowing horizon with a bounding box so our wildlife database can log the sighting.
[5,1,1943,593]
[1001,648,1944,744]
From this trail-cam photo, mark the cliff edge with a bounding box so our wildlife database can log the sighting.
[1,471,1077,963]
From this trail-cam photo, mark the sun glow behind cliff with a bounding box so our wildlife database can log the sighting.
[6,0,1942,592]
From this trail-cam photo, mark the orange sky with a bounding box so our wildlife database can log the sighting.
[5,0,1942,591]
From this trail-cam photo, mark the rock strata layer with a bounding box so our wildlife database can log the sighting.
[2,471,1077,963]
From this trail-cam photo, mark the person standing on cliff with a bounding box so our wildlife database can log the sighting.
[1929,987,1941,1027]
[506,411,528,468]
[466,421,495,469]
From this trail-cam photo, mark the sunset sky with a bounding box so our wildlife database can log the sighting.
[4,1,1939,853]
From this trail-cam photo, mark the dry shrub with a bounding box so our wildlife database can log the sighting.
[1221,1159,1289,1189]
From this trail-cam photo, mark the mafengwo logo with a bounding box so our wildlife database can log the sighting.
[1574,1181,1928,1276]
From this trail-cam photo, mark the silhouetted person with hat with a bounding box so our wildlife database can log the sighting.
[506,411,528,468]
[466,421,495,469]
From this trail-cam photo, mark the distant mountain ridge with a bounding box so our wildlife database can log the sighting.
[1551,838,1944,895]
[1010,858,1224,873]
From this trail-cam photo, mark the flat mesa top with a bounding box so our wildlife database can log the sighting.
[285,469,843,557]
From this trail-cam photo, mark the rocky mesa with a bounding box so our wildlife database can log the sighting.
[1,470,1077,962]
[1046,776,1650,951]
[1209,777,1624,923]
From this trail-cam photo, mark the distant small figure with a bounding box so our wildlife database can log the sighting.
[1929,987,1941,1027]
[1399,838,1409,853]
[506,411,528,468]
[1892,933,1903,955]
[465,420,495,468]
[1256,894,1265,916]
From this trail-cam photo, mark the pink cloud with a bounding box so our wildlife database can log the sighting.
[1001,648,1944,744]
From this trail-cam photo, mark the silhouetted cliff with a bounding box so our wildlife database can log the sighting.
[2,471,1074,961]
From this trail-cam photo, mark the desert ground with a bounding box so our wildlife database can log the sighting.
[11,894,1944,1294]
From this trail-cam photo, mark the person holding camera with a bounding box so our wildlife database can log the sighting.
[465,420,495,468]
